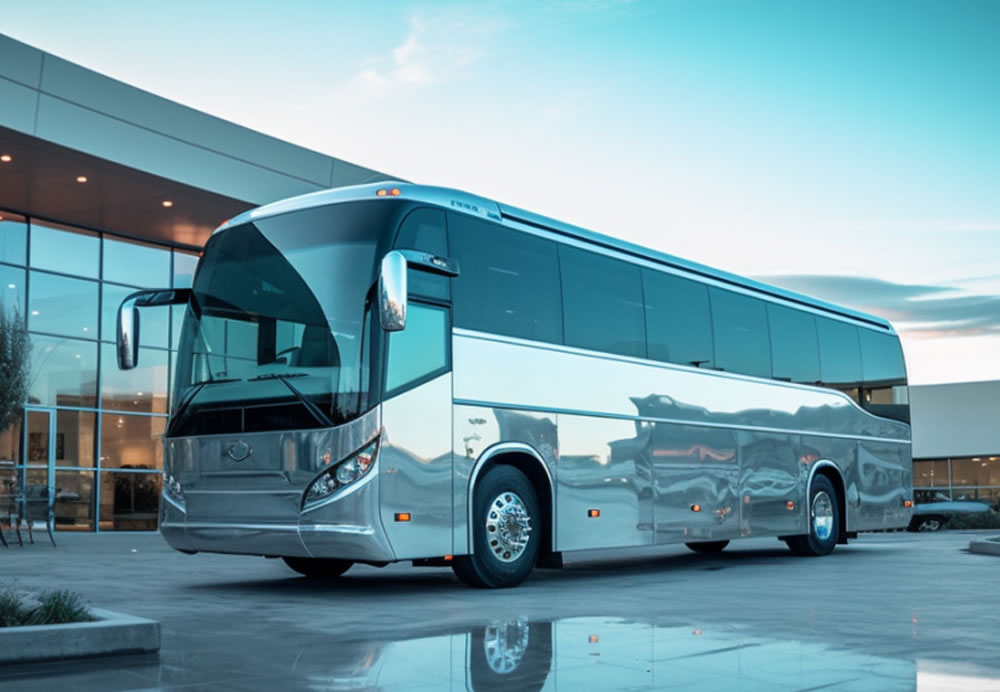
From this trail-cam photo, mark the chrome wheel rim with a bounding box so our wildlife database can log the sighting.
[918,519,941,532]
[812,490,834,541]
[485,492,532,563]
[483,617,530,673]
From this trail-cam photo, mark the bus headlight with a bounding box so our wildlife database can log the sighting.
[303,440,378,508]
[164,473,185,502]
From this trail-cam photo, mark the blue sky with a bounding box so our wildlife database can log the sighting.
[3,0,999,384]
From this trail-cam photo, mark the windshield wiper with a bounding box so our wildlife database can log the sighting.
[248,372,308,381]
[256,373,334,428]
[191,377,241,386]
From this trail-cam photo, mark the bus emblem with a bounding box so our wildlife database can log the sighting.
[225,440,253,462]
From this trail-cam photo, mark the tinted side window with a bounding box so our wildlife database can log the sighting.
[710,288,771,378]
[385,303,449,394]
[560,246,646,358]
[767,304,820,383]
[816,317,862,386]
[859,329,906,385]
[450,215,562,344]
[394,208,449,300]
[643,270,714,367]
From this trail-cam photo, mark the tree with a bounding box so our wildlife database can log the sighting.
[0,306,31,439]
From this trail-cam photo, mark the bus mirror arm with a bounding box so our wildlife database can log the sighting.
[396,249,460,277]
[379,251,408,332]
[117,288,192,370]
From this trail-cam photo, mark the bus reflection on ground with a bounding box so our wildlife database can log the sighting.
[285,616,1000,691]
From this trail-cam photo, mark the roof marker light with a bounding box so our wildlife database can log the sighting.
[376,188,402,197]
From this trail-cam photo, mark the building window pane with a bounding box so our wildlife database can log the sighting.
[710,288,771,378]
[450,214,563,344]
[100,472,161,530]
[643,270,713,368]
[1,264,26,317]
[100,344,168,413]
[28,335,98,408]
[914,488,951,503]
[100,414,165,470]
[0,418,21,463]
[28,271,99,337]
[54,410,96,468]
[767,304,820,383]
[913,459,949,488]
[29,221,99,278]
[103,236,171,287]
[102,283,169,347]
[560,246,645,358]
[54,470,95,531]
[817,317,862,387]
[0,213,27,265]
[951,457,1000,487]
[172,250,200,289]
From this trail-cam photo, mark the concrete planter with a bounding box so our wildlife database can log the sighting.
[969,536,1000,557]
[0,608,160,664]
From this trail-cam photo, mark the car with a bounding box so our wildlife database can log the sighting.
[908,492,993,531]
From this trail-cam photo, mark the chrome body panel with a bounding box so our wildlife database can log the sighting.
[379,373,454,560]
[453,330,912,553]
[160,407,397,561]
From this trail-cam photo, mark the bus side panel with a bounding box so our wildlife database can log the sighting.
[452,404,558,556]
[557,414,653,551]
[856,441,911,530]
[379,373,454,560]
[739,432,803,537]
[653,423,739,544]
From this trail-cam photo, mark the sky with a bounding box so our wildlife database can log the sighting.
[2,0,999,384]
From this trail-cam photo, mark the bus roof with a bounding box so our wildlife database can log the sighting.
[221,181,894,333]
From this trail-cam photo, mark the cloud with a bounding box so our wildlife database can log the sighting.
[756,274,1000,339]
[343,9,510,98]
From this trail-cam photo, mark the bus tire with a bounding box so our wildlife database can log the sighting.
[784,475,840,557]
[453,465,541,588]
[282,556,353,578]
[685,540,730,554]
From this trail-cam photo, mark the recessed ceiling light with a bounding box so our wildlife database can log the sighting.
[82,327,89,332]
[76,175,88,183]
[0,154,11,163]
[31,310,39,316]
[6,283,15,289]
[162,200,173,208]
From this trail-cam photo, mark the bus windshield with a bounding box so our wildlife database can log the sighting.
[170,201,398,436]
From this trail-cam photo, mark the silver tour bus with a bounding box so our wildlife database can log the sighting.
[117,182,913,588]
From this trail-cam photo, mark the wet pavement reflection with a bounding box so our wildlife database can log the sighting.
[277,616,999,691]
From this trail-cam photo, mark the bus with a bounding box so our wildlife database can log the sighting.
[116,182,913,588]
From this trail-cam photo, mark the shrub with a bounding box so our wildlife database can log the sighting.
[0,587,96,627]
[946,511,1000,531]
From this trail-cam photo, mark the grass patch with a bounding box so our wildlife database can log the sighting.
[0,587,96,628]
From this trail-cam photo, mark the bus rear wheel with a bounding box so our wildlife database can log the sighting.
[453,465,541,588]
[282,556,353,578]
[685,540,730,554]
[784,475,840,557]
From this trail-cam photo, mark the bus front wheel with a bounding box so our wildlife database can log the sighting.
[453,465,541,588]
[784,475,840,557]
[282,556,353,578]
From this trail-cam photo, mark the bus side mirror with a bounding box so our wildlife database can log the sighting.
[117,288,192,369]
[379,251,408,332]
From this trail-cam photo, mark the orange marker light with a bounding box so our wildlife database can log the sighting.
[691,504,701,512]
[376,189,388,197]
[588,509,600,518]
[589,635,599,644]
[389,188,402,196]
[786,501,795,510]
[904,500,913,508]
[444,555,453,561]
[395,512,411,522]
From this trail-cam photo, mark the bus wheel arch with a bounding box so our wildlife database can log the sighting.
[458,446,556,586]
[812,463,848,545]
[785,461,846,556]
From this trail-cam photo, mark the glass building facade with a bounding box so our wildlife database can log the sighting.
[0,210,198,531]
[913,456,1000,509]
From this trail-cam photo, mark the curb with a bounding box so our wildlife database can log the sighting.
[969,536,1000,557]
[0,607,160,664]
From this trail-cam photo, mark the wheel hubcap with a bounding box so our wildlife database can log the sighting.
[483,617,530,673]
[812,490,834,541]
[485,492,532,563]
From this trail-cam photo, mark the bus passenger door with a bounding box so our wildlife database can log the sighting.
[378,302,454,559]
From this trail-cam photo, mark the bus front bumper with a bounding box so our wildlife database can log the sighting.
[158,473,397,564]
